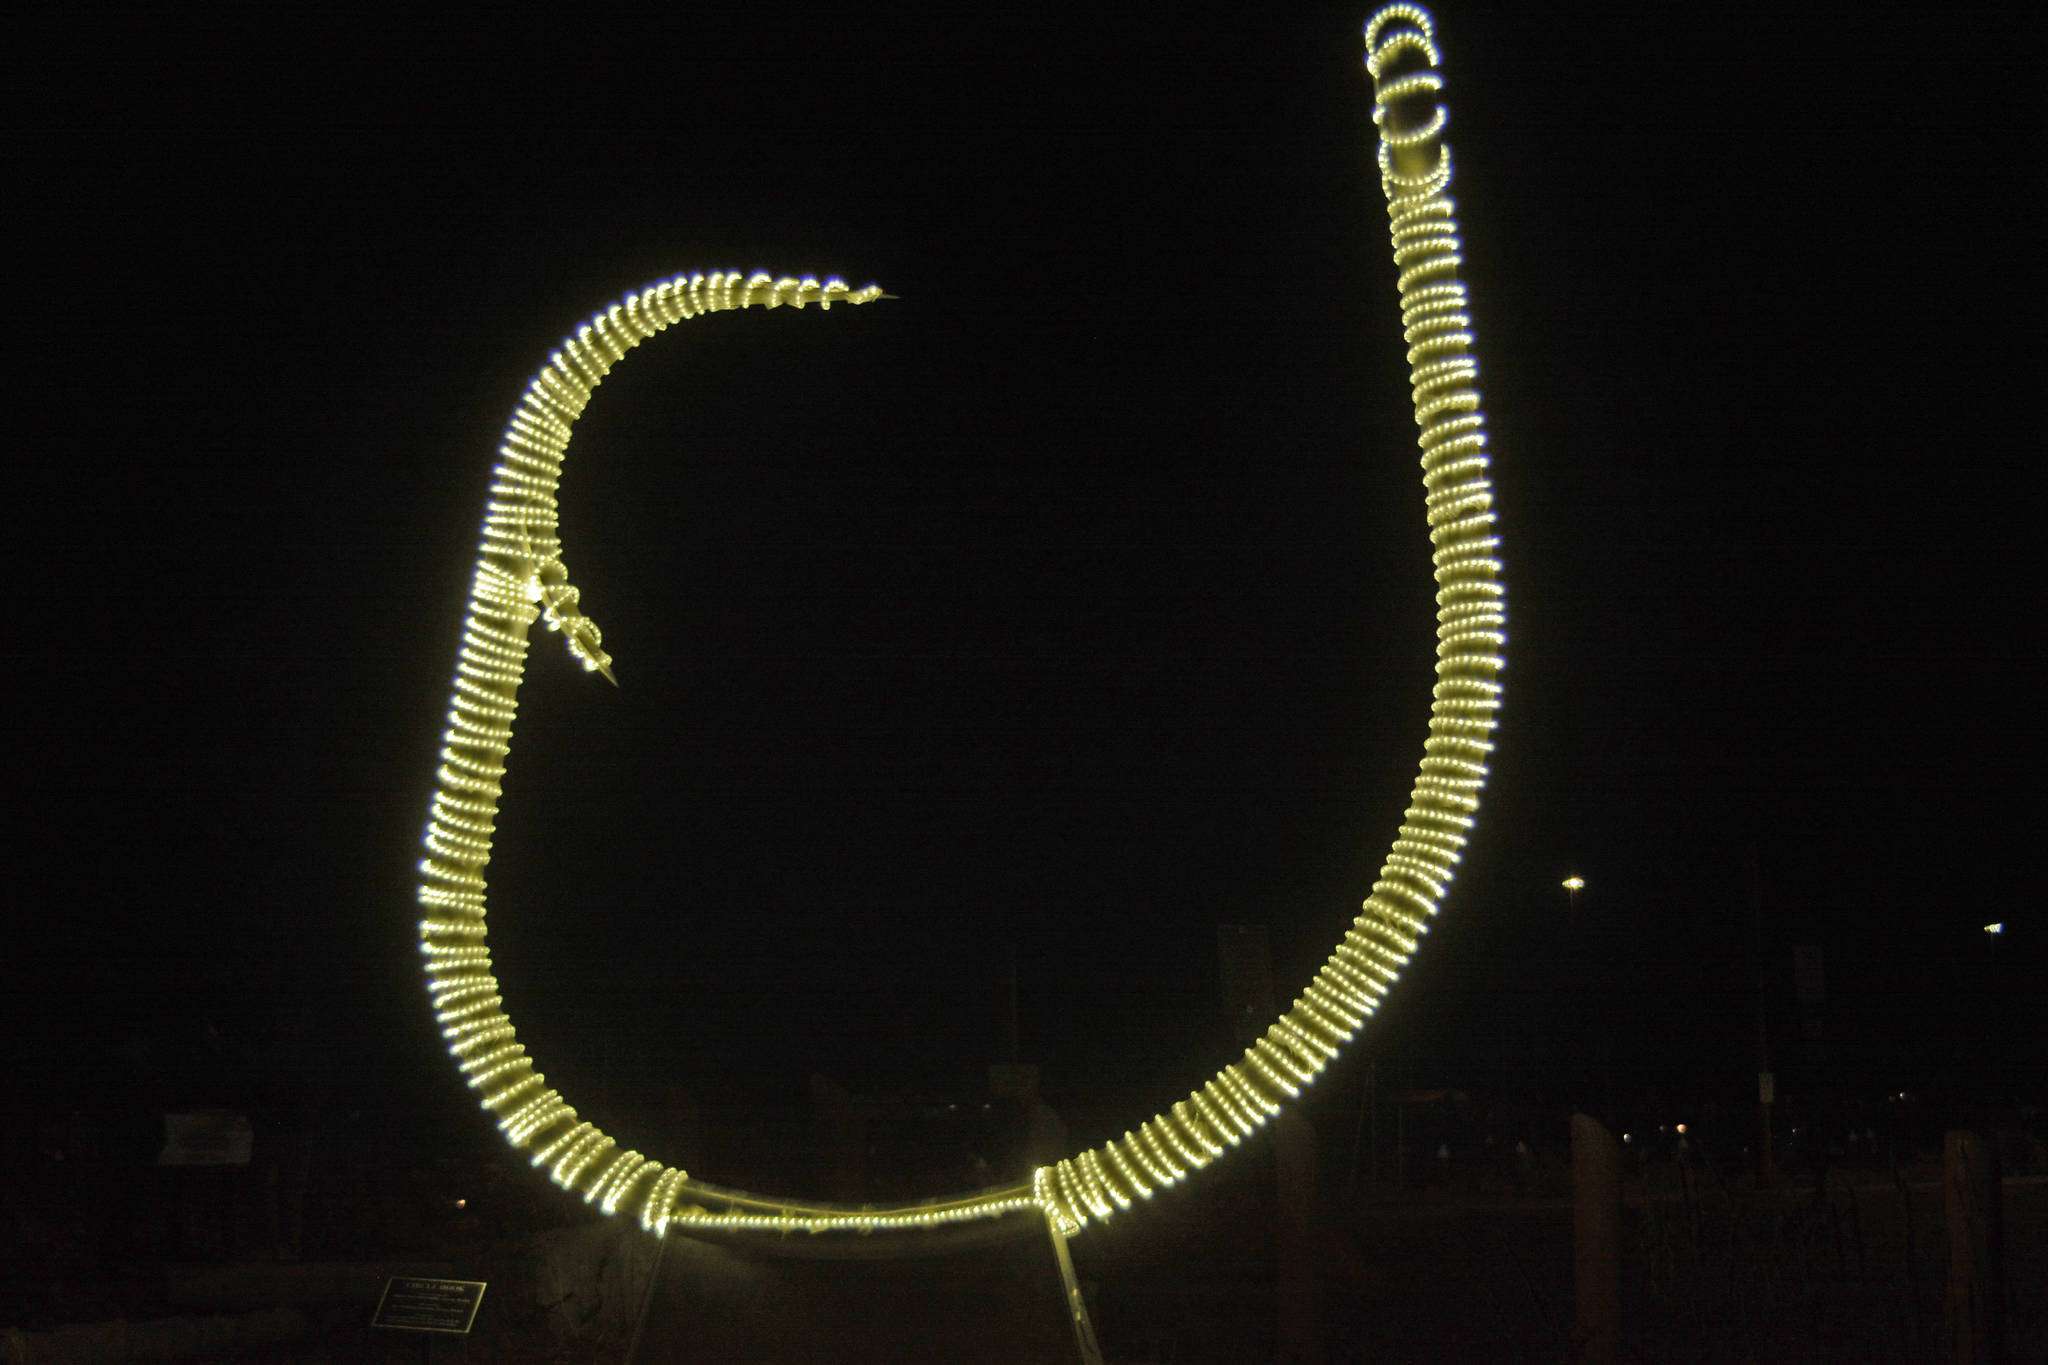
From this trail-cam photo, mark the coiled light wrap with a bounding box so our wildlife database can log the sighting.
[413,271,1057,1240]
[418,2,1502,1244]
[1037,4,1505,1235]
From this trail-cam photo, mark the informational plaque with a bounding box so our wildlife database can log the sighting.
[156,1112,254,1166]
[372,1277,487,1335]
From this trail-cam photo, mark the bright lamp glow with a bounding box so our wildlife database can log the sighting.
[416,6,1504,1242]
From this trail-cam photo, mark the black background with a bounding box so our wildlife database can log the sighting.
[7,6,2042,1165]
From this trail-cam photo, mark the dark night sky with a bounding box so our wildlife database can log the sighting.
[7,7,2042,1150]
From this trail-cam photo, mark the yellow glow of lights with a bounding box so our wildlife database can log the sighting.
[416,5,1503,1243]
[1563,877,1585,891]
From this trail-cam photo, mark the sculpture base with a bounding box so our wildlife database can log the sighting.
[627,1213,1092,1363]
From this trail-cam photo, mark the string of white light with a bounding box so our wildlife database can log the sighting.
[416,3,1502,1242]
[1035,2,1504,1234]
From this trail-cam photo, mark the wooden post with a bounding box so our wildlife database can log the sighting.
[1944,1130,2005,1365]
[1572,1113,1620,1365]
[1274,1105,1322,1364]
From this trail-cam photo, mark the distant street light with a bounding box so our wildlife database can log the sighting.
[1984,922,2003,942]
[1562,876,1585,915]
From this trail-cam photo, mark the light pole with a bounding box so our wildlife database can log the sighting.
[1560,875,1590,1115]
[1747,852,1776,1188]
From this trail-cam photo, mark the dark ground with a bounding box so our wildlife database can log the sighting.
[8,1123,2045,1363]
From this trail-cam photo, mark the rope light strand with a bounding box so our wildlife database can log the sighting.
[1027,2,1505,1235]
[414,4,1502,1243]
[417,274,901,1235]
